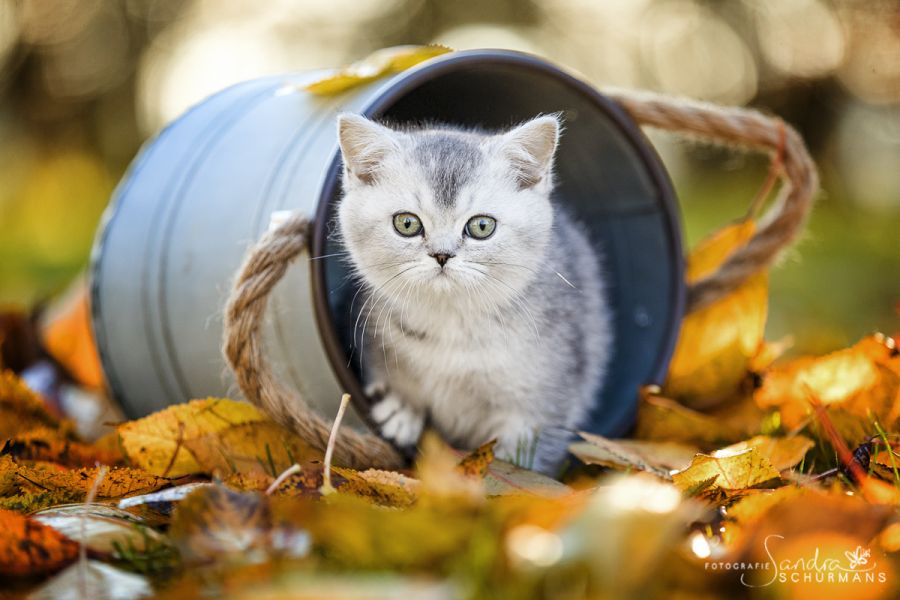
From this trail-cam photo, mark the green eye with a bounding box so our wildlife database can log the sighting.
[465,215,496,240]
[393,212,423,237]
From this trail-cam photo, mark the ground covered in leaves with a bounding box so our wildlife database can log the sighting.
[2,218,900,600]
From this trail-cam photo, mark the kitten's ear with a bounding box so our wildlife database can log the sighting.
[496,115,561,189]
[337,114,397,185]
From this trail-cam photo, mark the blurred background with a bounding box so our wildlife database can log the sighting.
[0,0,897,355]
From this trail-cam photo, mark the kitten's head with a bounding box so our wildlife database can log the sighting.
[336,114,560,309]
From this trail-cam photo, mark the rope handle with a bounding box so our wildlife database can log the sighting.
[604,89,818,311]
[222,90,819,468]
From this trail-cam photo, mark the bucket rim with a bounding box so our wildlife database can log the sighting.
[311,48,685,437]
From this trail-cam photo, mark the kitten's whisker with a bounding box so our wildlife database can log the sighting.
[307,251,350,261]
[555,271,578,290]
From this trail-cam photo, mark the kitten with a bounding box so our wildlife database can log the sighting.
[336,113,613,474]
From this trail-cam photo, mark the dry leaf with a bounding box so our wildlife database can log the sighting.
[664,220,768,409]
[169,483,272,566]
[635,388,744,446]
[456,439,496,477]
[333,467,419,507]
[30,560,152,600]
[1,427,121,468]
[0,369,62,439]
[755,335,900,444]
[0,507,79,576]
[40,282,105,390]
[33,504,165,557]
[1,455,169,499]
[118,397,320,478]
[570,432,698,479]
[713,435,814,472]
[671,447,780,493]
[304,45,452,95]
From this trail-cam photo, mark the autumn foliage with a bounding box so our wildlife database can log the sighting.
[0,215,899,599]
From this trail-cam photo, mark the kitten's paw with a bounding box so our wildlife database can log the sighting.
[370,394,424,449]
[364,380,389,401]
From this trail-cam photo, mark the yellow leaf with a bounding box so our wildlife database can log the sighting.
[713,435,813,472]
[664,220,768,409]
[671,447,780,493]
[332,467,419,508]
[304,45,452,95]
[182,421,321,478]
[119,399,322,479]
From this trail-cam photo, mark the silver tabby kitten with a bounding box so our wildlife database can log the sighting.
[336,113,613,474]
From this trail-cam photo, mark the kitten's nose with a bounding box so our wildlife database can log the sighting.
[430,252,454,267]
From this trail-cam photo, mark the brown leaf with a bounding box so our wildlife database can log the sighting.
[456,439,496,477]
[333,467,419,507]
[1,427,121,468]
[0,508,79,576]
[169,483,271,566]
[1,455,169,499]
[571,432,697,479]
[0,369,61,439]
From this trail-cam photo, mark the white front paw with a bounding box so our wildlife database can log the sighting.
[370,394,424,448]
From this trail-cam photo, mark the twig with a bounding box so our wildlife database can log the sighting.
[321,394,351,496]
[266,463,302,496]
[80,466,108,595]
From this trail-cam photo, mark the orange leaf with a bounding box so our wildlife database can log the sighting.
[40,281,104,390]
[0,508,78,576]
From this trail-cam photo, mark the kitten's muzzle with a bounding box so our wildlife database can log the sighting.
[429,252,454,267]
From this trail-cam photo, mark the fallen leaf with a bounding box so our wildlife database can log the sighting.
[635,388,745,446]
[29,560,152,600]
[0,508,79,576]
[1,455,169,499]
[182,420,321,478]
[570,432,698,479]
[169,483,272,566]
[456,439,496,477]
[40,281,105,390]
[332,467,419,507]
[304,45,452,95]
[671,448,780,493]
[0,369,62,439]
[664,220,768,409]
[713,435,814,472]
[33,504,165,556]
[118,397,320,478]
[1,427,121,468]
[482,460,572,498]
[755,335,900,444]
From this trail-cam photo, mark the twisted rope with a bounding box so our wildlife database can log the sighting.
[222,90,818,467]
[604,89,818,311]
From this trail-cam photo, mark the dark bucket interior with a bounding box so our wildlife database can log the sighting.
[313,51,684,439]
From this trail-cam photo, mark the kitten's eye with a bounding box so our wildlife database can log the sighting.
[392,212,423,237]
[464,215,496,240]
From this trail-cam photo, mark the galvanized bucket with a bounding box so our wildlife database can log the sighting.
[90,49,684,437]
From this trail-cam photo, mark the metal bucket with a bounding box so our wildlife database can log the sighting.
[90,49,684,437]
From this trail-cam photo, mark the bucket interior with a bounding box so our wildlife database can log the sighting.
[313,52,684,438]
